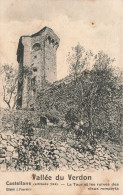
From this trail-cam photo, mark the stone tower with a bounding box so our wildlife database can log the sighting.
[16,27,60,109]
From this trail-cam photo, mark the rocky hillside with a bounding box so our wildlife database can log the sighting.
[0,130,123,171]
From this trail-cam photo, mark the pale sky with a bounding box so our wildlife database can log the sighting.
[0,0,123,81]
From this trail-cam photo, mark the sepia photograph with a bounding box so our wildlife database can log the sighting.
[0,0,123,194]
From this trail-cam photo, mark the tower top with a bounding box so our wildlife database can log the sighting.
[31,26,59,41]
[17,27,60,62]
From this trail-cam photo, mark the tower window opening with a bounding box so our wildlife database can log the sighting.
[48,36,51,43]
[32,43,41,51]
[31,76,36,87]
[33,67,37,72]
[33,89,36,93]
[55,42,58,48]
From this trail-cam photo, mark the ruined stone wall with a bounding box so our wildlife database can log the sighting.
[31,35,44,89]
[45,38,57,83]
[17,27,59,109]
[31,30,58,86]
[35,76,79,117]
[21,36,32,108]
[22,37,32,68]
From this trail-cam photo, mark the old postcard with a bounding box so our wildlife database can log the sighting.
[0,0,123,195]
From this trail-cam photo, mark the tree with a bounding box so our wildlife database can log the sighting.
[87,51,122,141]
[68,45,123,142]
[67,43,94,121]
[1,64,18,109]
[67,43,93,82]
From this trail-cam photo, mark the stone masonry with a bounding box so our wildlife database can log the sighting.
[16,27,60,109]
